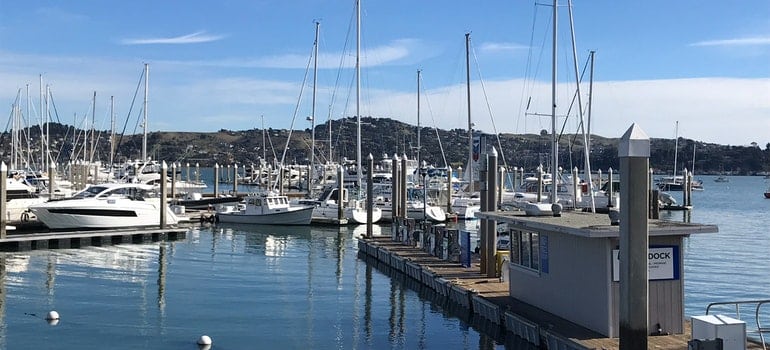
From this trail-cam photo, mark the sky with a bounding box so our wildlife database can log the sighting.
[0,0,768,147]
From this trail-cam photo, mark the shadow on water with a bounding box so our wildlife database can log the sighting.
[359,252,538,350]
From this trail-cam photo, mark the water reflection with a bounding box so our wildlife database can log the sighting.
[0,222,514,349]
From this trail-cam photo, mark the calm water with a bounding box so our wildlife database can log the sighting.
[0,174,767,349]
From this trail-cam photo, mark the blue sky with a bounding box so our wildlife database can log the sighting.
[0,0,768,146]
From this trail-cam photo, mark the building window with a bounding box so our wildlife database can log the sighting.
[511,230,540,271]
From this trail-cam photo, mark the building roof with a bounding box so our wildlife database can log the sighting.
[476,210,718,238]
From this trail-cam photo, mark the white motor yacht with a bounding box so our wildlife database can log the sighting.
[28,183,179,230]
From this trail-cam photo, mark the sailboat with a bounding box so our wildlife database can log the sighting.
[656,122,704,191]
[450,33,482,219]
[523,0,563,216]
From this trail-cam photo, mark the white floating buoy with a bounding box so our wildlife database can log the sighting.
[45,311,60,321]
[197,335,212,346]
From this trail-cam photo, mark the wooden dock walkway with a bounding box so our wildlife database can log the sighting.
[359,236,764,349]
[0,227,187,252]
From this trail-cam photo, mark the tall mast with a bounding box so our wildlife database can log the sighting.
[142,63,149,162]
[110,96,115,168]
[26,84,30,170]
[45,85,50,171]
[416,69,421,165]
[550,0,559,204]
[261,115,266,162]
[673,120,679,178]
[465,32,473,193]
[90,91,96,163]
[355,0,362,191]
[309,20,320,198]
[39,75,43,171]
[567,0,593,211]
[587,50,595,155]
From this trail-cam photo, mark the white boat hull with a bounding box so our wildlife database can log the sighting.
[376,203,446,223]
[216,206,314,225]
[311,205,382,224]
[30,198,179,230]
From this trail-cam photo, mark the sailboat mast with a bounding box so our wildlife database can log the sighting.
[465,32,473,193]
[45,85,51,171]
[355,0,363,191]
[110,95,115,168]
[39,75,44,171]
[416,69,421,165]
[261,115,266,161]
[673,120,679,178]
[309,20,320,198]
[567,0,594,211]
[587,50,595,152]
[142,63,149,162]
[550,0,559,204]
[90,91,96,164]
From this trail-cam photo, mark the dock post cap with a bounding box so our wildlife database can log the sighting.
[618,123,650,157]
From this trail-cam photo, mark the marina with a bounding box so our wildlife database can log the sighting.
[0,2,765,348]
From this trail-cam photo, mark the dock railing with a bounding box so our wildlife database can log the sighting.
[706,299,770,349]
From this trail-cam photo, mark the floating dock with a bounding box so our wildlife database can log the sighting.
[0,227,187,252]
[357,236,764,349]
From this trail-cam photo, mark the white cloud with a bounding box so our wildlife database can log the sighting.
[1,50,767,147]
[478,42,528,54]
[360,77,770,146]
[690,36,770,47]
[120,31,226,45]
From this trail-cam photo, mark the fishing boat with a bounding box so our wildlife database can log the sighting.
[215,191,314,225]
[28,183,179,230]
[764,187,770,199]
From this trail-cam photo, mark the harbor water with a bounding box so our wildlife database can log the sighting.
[0,174,768,349]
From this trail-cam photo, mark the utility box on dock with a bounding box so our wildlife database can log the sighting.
[691,315,745,350]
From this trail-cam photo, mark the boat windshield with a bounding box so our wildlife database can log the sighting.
[74,186,109,198]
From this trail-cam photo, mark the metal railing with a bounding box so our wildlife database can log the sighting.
[706,299,770,349]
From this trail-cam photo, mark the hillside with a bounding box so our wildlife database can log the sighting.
[3,118,769,175]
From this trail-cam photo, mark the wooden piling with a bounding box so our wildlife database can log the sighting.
[160,161,168,229]
[214,163,220,197]
[485,148,498,278]
[392,155,400,221]
[0,162,6,238]
[619,124,650,349]
[367,154,373,238]
[233,163,238,195]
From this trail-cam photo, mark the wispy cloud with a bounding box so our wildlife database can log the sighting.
[35,7,88,22]
[157,39,420,69]
[478,42,528,54]
[690,36,770,47]
[121,31,226,45]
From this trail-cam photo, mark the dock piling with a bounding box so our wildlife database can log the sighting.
[214,163,219,197]
[1,162,6,238]
[618,123,650,349]
[485,148,498,278]
[160,161,168,229]
[367,154,373,238]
